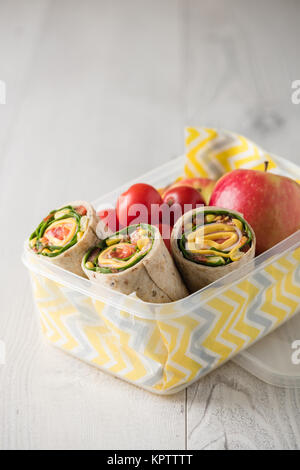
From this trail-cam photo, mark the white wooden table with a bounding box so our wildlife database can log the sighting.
[1,0,300,450]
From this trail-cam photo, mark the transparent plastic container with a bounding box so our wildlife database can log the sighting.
[22,155,300,394]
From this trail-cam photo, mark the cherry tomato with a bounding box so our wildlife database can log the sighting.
[109,244,136,259]
[43,213,53,222]
[116,183,162,227]
[154,223,172,253]
[162,185,205,225]
[165,178,216,205]
[48,225,70,240]
[97,208,120,234]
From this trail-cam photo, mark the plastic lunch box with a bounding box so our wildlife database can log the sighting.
[22,154,300,394]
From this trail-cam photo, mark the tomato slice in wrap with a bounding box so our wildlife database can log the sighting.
[29,205,90,257]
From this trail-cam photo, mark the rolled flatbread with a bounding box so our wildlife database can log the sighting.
[28,200,98,277]
[171,207,256,293]
[82,223,188,303]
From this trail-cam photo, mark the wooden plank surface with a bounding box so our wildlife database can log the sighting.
[0,0,299,450]
[187,362,300,450]
[184,0,300,450]
[0,0,186,450]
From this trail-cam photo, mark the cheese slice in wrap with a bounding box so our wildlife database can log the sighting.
[171,207,256,293]
[28,201,98,277]
[82,223,188,303]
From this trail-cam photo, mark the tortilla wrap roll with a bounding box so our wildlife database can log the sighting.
[28,201,98,277]
[82,223,188,303]
[171,207,256,293]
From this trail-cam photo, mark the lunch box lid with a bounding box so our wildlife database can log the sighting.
[234,313,300,388]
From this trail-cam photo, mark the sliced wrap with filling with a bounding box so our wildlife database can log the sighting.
[82,223,188,303]
[171,207,256,293]
[28,201,98,277]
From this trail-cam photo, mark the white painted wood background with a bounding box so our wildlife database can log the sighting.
[0,0,300,450]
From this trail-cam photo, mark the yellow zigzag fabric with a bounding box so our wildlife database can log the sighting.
[31,245,300,394]
[184,127,300,184]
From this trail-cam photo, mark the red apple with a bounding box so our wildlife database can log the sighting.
[209,169,300,254]
[162,177,216,205]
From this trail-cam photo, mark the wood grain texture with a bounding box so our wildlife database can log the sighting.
[184,0,300,166]
[0,0,186,451]
[187,362,300,450]
[0,0,300,450]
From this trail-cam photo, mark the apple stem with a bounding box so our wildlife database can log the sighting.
[264,161,269,172]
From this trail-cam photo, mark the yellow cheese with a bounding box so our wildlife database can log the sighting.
[205,214,216,223]
[232,218,243,231]
[137,237,150,251]
[185,219,245,262]
[106,237,122,247]
[54,209,71,219]
[29,237,37,248]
